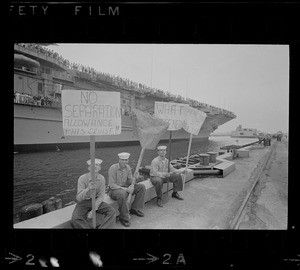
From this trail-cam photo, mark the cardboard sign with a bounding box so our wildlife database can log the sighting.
[62,90,121,136]
[182,106,207,135]
[154,101,188,131]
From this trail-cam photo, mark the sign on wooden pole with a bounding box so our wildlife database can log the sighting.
[62,90,121,228]
[154,102,188,197]
[89,135,96,228]
[62,90,121,137]
[129,108,170,204]
[127,147,145,204]
[154,102,207,193]
[167,130,172,196]
[182,106,207,190]
[183,133,193,191]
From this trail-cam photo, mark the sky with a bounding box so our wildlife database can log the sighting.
[48,44,289,134]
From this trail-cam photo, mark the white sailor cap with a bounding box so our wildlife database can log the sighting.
[157,145,167,150]
[86,158,103,166]
[118,152,130,159]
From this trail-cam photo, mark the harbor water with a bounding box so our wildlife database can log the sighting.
[13,136,257,222]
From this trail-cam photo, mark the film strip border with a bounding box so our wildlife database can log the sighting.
[8,2,300,43]
[6,1,300,268]
[4,230,300,268]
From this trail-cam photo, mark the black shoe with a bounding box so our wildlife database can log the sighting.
[157,198,163,207]
[172,192,184,200]
[130,209,144,217]
[119,218,130,227]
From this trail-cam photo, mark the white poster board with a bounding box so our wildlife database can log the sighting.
[183,106,207,135]
[154,101,189,131]
[62,90,121,136]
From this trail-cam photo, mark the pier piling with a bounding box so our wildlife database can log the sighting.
[19,203,43,222]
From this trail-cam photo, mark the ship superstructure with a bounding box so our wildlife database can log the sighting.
[231,125,257,138]
[14,43,236,152]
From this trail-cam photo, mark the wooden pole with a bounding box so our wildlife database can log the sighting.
[183,133,193,191]
[167,130,172,196]
[90,135,96,229]
[127,147,146,204]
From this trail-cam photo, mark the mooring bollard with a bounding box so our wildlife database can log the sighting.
[42,197,63,213]
[207,151,218,163]
[19,203,43,222]
[232,149,238,159]
[199,154,210,165]
[42,198,56,213]
[54,197,63,209]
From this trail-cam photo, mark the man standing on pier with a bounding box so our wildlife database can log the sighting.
[108,152,146,227]
[71,158,116,229]
[150,145,184,207]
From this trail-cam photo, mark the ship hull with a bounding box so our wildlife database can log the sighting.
[14,104,218,152]
[231,131,257,138]
[230,135,257,138]
[13,43,236,152]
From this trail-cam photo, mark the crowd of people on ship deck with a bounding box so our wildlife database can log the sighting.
[14,91,60,107]
[15,43,235,118]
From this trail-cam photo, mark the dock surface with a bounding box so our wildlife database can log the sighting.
[234,139,288,229]
[114,140,286,229]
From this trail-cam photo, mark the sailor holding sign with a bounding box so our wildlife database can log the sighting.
[108,152,146,227]
[71,158,116,229]
[150,145,184,207]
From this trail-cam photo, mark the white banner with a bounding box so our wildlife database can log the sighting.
[154,101,206,135]
[182,106,207,135]
[62,90,121,136]
[154,101,189,131]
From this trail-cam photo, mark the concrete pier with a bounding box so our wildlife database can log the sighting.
[114,139,287,229]
[234,138,288,229]
[13,139,287,229]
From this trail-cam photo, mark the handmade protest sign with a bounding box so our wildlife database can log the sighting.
[132,108,170,150]
[127,109,169,203]
[182,106,207,190]
[62,90,121,228]
[182,106,207,135]
[154,101,189,196]
[154,101,189,131]
[62,90,121,136]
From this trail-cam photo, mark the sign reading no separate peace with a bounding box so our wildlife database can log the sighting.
[62,90,121,136]
[154,101,189,131]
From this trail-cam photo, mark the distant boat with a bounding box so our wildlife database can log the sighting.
[231,125,257,138]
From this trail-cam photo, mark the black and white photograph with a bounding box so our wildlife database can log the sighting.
[13,43,289,230]
[7,1,299,268]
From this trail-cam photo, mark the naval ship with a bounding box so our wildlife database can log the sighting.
[14,43,236,152]
[231,125,258,138]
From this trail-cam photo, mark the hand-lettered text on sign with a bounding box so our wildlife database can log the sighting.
[183,106,207,135]
[154,102,188,131]
[154,101,206,135]
[62,90,121,136]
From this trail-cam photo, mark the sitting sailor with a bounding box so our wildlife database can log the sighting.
[150,145,184,207]
[71,158,116,229]
[108,152,146,227]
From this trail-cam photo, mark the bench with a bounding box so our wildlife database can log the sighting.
[14,169,194,229]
